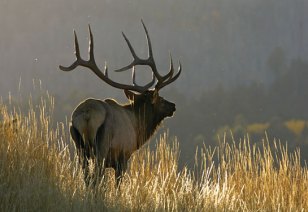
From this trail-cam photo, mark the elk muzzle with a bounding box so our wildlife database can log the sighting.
[165,102,176,117]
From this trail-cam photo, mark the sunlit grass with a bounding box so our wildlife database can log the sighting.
[0,93,307,211]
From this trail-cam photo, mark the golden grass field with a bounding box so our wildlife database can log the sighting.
[0,93,307,211]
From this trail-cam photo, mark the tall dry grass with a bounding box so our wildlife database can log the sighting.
[0,93,307,211]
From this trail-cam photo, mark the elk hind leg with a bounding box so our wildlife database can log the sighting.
[89,123,111,185]
[70,125,91,185]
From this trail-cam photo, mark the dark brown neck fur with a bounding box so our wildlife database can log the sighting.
[124,102,165,148]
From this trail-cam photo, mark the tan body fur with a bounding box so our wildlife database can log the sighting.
[71,98,140,179]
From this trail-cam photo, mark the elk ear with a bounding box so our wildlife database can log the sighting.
[124,89,138,101]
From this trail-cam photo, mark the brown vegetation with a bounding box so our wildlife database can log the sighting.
[0,94,307,211]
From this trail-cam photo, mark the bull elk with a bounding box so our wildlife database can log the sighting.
[59,21,181,184]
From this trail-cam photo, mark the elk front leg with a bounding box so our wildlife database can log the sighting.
[114,158,128,183]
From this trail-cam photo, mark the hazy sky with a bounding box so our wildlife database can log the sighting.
[0,0,307,101]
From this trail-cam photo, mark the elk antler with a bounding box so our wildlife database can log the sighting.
[59,21,181,93]
[59,25,155,93]
[115,20,182,91]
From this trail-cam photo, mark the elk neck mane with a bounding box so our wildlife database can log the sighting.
[123,100,164,147]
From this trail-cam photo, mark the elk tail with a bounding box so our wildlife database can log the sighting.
[73,110,107,158]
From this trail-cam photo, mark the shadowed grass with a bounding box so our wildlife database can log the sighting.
[0,93,307,211]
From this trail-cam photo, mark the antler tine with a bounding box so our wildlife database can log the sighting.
[167,53,175,79]
[104,62,108,77]
[88,25,96,65]
[74,30,81,59]
[114,32,141,72]
[115,20,155,73]
[132,67,136,85]
[59,30,84,72]
[122,32,138,60]
[141,20,153,63]
[155,61,182,90]
[141,20,163,81]
[116,31,156,88]
[141,20,176,83]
